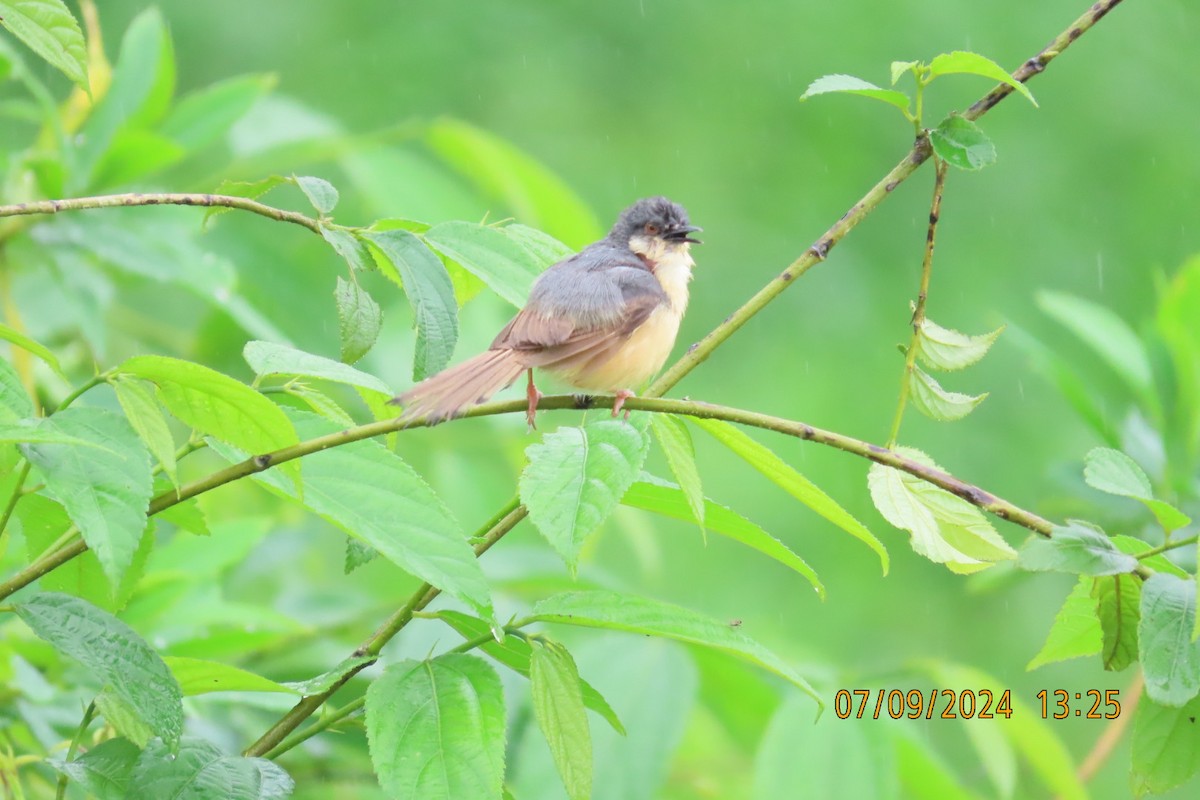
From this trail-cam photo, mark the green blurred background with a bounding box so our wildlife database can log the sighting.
[8,0,1200,796]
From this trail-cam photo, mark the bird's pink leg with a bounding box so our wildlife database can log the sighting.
[526,370,543,430]
[612,389,635,420]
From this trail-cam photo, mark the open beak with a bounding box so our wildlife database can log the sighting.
[665,224,703,244]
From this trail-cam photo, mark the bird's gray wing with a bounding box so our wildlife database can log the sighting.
[491,243,667,356]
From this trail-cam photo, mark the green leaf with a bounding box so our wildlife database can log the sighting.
[433,610,624,735]
[0,320,65,377]
[113,377,178,488]
[0,0,88,90]
[52,736,140,800]
[127,737,293,799]
[366,655,506,800]
[364,228,459,381]
[321,225,375,273]
[294,174,338,215]
[335,276,383,364]
[1130,693,1200,795]
[520,418,650,573]
[503,223,575,269]
[163,656,297,696]
[423,220,543,307]
[119,355,299,486]
[1017,520,1138,576]
[282,655,375,696]
[243,340,391,396]
[285,384,355,427]
[649,415,705,534]
[799,74,911,113]
[1008,324,1118,444]
[690,417,887,573]
[204,175,287,227]
[531,589,823,712]
[426,117,603,246]
[754,693,896,799]
[1084,447,1191,532]
[909,365,988,421]
[15,593,183,748]
[1037,290,1156,408]
[0,417,114,448]
[209,410,493,621]
[531,641,593,800]
[1139,573,1200,707]
[893,727,975,800]
[929,114,996,171]
[889,60,919,86]
[1027,576,1102,670]
[21,408,153,585]
[1093,573,1141,671]
[0,356,33,421]
[868,446,1016,574]
[91,129,184,188]
[95,690,154,748]
[926,51,1037,106]
[344,535,377,574]
[917,318,1004,371]
[622,477,824,598]
[160,74,275,151]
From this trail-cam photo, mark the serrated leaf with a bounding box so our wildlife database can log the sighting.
[890,60,919,85]
[799,74,911,113]
[690,416,886,574]
[209,409,493,621]
[321,225,374,273]
[0,0,88,90]
[917,318,1004,371]
[909,365,988,421]
[366,655,505,800]
[1018,520,1138,576]
[927,51,1037,106]
[160,74,274,151]
[623,477,824,598]
[294,174,338,215]
[1093,573,1140,671]
[0,356,33,421]
[1037,290,1156,408]
[1139,574,1200,707]
[1027,576,1102,670]
[127,737,293,799]
[52,736,140,800]
[204,175,287,227]
[531,641,592,800]
[930,114,996,171]
[650,415,705,534]
[335,276,383,364]
[244,340,390,396]
[0,417,113,448]
[15,593,183,748]
[163,656,297,696]
[284,384,355,427]
[531,590,823,712]
[503,223,575,269]
[893,726,975,800]
[118,355,299,486]
[0,320,65,377]
[364,228,459,381]
[433,610,624,735]
[868,446,1015,573]
[423,220,543,307]
[95,690,154,748]
[113,377,178,487]
[282,655,375,697]
[21,408,153,585]
[520,418,650,573]
[1130,693,1200,795]
[1084,447,1190,532]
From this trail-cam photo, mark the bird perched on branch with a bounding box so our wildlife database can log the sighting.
[392,196,701,427]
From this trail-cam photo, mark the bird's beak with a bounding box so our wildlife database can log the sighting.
[665,224,703,244]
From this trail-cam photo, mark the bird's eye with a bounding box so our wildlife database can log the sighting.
[645,223,660,235]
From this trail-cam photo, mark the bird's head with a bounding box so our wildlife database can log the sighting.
[609,196,702,259]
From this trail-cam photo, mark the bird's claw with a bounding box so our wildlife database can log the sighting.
[612,389,635,420]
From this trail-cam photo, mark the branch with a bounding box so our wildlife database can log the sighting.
[0,193,322,235]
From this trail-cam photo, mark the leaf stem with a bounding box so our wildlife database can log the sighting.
[1135,535,1199,560]
[54,701,95,800]
[887,157,947,446]
[262,696,365,761]
[0,193,322,235]
[0,462,33,539]
[54,371,110,413]
[1074,672,1142,786]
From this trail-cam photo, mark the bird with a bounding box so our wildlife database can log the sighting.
[392,196,702,428]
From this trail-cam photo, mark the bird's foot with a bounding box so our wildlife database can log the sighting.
[526,374,543,431]
[612,389,635,420]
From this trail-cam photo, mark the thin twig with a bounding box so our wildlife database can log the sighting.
[888,158,947,446]
[0,193,322,235]
[1134,535,1199,560]
[1075,672,1143,786]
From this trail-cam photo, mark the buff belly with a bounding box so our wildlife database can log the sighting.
[548,304,684,392]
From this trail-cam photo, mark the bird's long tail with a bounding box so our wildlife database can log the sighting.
[391,349,527,425]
